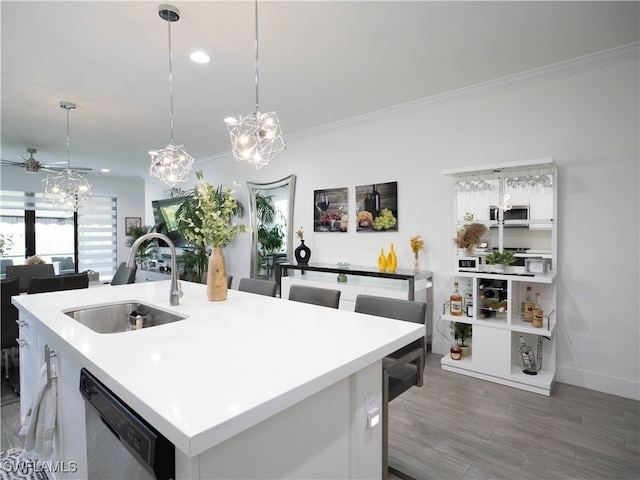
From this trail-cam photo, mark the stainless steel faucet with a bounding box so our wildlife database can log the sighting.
[126,233,183,306]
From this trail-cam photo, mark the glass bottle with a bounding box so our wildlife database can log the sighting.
[450,333,462,360]
[450,282,463,316]
[371,184,381,217]
[521,286,534,322]
[464,281,474,317]
[519,335,537,374]
[533,292,544,328]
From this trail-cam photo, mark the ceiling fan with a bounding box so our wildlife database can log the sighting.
[0,148,92,174]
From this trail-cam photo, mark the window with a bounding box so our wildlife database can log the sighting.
[0,190,117,280]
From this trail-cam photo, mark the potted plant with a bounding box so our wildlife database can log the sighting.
[451,321,472,357]
[125,225,156,261]
[485,250,516,272]
[255,191,285,277]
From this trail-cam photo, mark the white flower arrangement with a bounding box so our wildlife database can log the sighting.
[178,172,249,248]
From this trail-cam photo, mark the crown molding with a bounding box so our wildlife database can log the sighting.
[290,42,640,139]
[199,42,639,164]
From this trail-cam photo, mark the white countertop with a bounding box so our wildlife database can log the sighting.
[13,281,423,457]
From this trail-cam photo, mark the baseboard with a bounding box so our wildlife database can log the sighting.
[556,365,640,401]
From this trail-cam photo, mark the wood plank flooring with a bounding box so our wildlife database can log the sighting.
[388,354,639,480]
[2,353,638,479]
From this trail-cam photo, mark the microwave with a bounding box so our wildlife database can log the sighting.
[489,205,529,221]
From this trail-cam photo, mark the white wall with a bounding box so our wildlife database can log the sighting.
[0,168,146,266]
[145,48,639,400]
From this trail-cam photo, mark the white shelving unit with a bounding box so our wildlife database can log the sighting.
[441,158,558,395]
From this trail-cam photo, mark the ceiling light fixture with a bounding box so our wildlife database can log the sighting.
[43,101,93,212]
[189,50,211,64]
[228,0,285,169]
[149,4,194,188]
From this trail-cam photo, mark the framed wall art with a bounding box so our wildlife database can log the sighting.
[314,187,348,232]
[125,217,142,235]
[355,181,398,232]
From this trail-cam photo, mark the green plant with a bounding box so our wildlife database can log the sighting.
[174,171,246,281]
[255,191,285,258]
[125,225,156,258]
[0,233,13,257]
[450,322,472,347]
[485,250,516,265]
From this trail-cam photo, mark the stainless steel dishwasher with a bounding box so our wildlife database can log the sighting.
[79,368,175,480]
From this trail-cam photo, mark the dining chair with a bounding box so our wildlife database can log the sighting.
[1,278,19,379]
[288,284,341,309]
[354,294,427,480]
[111,262,137,285]
[61,272,89,290]
[27,275,63,294]
[6,263,55,292]
[238,278,278,297]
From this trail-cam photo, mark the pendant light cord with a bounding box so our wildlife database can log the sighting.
[167,17,175,144]
[254,0,259,113]
[65,108,71,169]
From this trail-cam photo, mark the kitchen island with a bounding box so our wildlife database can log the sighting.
[13,280,424,479]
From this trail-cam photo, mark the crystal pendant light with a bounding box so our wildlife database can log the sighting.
[149,4,194,187]
[43,102,93,212]
[228,0,285,169]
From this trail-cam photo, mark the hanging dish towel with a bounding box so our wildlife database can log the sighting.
[18,363,57,461]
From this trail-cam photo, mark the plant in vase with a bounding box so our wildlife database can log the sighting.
[294,227,311,265]
[177,171,248,301]
[450,321,472,357]
[409,234,424,274]
[485,250,516,273]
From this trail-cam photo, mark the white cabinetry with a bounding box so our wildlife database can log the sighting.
[442,158,558,395]
[18,310,90,479]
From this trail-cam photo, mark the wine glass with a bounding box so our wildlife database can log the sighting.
[316,192,329,213]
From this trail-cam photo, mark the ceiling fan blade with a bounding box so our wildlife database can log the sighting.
[1,159,24,167]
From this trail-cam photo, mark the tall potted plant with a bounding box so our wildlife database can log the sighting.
[255,191,285,277]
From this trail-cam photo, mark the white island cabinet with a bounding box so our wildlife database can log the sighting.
[13,280,422,479]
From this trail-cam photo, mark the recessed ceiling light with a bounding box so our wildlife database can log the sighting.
[224,117,238,125]
[100,168,110,173]
[190,51,210,64]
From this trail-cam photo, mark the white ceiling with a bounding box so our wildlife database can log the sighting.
[1,1,638,178]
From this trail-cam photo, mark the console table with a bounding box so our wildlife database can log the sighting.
[279,263,433,345]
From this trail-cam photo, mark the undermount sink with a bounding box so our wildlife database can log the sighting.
[64,302,188,334]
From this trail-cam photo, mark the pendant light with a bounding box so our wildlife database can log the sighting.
[43,101,93,212]
[149,4,194,187]
[227,0,285,169]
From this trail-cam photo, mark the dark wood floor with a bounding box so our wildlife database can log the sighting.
[2,353,638,479]
[388,354,639,480]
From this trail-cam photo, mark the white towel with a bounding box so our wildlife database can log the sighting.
[18,362,57,461]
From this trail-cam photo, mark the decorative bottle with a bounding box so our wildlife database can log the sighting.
[371,184,381,217]
[386,243,397,273]
[450,282,463,316]
[521,286,534,322]
[450,334,462,360]
[377,248,388,272]
[519,336,537,374]
[533,292,544,328]
[464,281,473,317]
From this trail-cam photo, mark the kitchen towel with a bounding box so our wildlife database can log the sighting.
[18,363,57,461]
